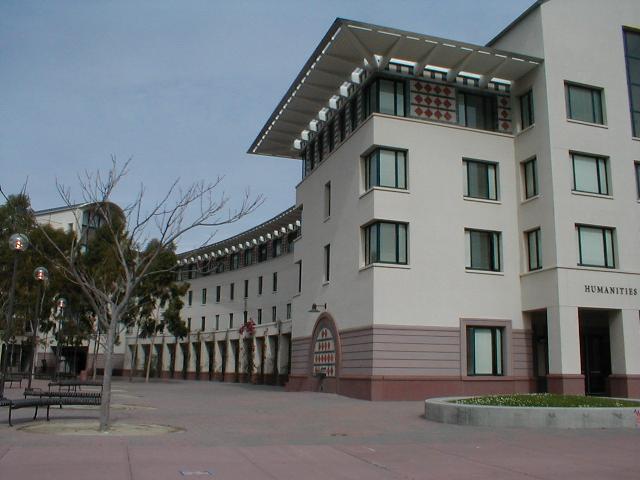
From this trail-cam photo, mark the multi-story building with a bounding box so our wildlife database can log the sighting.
[125,0,639,400]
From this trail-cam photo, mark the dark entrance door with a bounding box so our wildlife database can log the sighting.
[581,330,611,395]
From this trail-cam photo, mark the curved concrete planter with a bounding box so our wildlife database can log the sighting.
[425,396,640,429]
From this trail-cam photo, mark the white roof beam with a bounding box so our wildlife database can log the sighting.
[414,43,440,77]
[478,57,510,88]
[446,51,475,82]
[323,53,360,68]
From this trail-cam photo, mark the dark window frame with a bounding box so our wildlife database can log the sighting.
[565,82,605,125]
[523,157,538,199]
[467,326,504,376]
[526,228,542,271]
[463,158,499,201]
[577,225,616,269]
[457,90,498,131]
[519,89,534,129]
[364,222,408,266]
[571,152,609,195]
[365,148,407,190]
[466,229,501,272]
[364,76,407,118]
[623,28,640,137]
[324,244,331,282]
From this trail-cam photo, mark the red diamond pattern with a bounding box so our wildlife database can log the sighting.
[415,107,423,116]
[434,98,442,107]
[444,111,452,121]
[414,95,424,104]
[434,110,442,119]
[443,87,452,96]
[443,99,452,108]
[425,97,433,105]
[501,121,510,130]
[415,82,423,91]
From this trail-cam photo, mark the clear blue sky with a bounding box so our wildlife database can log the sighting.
[0,0,533,251]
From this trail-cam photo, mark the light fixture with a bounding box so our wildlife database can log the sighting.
[34,266,49,282]
[8,233,29,252]
[308,303,327,313]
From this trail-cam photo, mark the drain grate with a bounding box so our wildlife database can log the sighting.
[179,470,214,476]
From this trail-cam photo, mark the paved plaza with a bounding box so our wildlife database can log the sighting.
[1,379,639,479]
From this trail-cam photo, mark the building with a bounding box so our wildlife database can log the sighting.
[127,0,640,400]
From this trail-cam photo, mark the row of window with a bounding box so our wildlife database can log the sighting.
[187,273,279,306]
[357,221,618,271]
[186,303,293,332]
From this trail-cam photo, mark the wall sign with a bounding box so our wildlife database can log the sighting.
[584,285,638,295]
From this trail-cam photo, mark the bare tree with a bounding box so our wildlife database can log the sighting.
[40,158,262,431]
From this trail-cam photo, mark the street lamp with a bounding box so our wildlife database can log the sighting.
[27,266,49,388]
[0,233,29,398]
[54,297,67,379]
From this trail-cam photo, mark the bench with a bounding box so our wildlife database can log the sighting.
[48,380,103,393]
[2,373,28,388]
[2,390,102,426]
[24,388,101,408]
[1,396,58,426]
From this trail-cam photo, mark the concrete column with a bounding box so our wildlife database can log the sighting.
[213,341,223,380]
[225,340,236,382]
[547,306,584,395]
[264,336,275,377]
[161,342,171,377]
[277,334,290,385]
[609,309,640,397]
[186,342,197,379]
[174,342,184,377]
[199,342,209,380]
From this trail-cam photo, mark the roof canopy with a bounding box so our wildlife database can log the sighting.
[249,19,543,159]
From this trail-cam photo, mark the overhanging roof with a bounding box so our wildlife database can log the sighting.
[249,18,543,159]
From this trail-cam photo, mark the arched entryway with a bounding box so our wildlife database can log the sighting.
[308,313,341,393]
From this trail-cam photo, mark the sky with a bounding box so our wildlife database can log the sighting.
[0,0,534,251]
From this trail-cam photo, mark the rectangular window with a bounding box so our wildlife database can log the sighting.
[572,153,609,195]
[339,108,346,141]
[229,313,234,329]
[201,316,206,332]
[188,290,193,306]
[635,162,640,198]
[286,303,292,320]
[258,244,268,262]
[230,253,240,270]
[566,83,604,124]
[272,272,278,292]
[317,132,324,163]
[324,244,331,282]
[257,308,262,325]
[230,283,235,301]
[364,222,408,265]
[457,91,498,131]
[215,314,219,331]
[526,228,542,271]
[467,327,504,376]
[366,148,407,190]
[523,158,538,199]
[216,285,221,302]
[244,279,249,298]
[243,311,248,324]
[365,78,405,117]
[324,181,331,218]
[520,89,534,129]
[244,248,254,266]
[272,306,277,322]
[577,225,615,268]
[272,238,282,258]
[465,229,501,272]
[201,288,207,305]
[349,97,357,132]
[328,120,335,152]
[258,275,263,295]
[463,159,498,200]
[187,317,191,332]
[624,29,640,136]
[296,261,302,293]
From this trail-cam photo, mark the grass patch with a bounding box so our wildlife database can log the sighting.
[453,394,640,408]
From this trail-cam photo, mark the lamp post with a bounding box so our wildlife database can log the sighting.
[27,266,49,389]
[0,233,29,398]
[54,297,67,380]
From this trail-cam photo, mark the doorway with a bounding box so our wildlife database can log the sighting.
[579,310,612,396]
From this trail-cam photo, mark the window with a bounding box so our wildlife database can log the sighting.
[317,132,324,162]
[296,261,302,293]
[624,29,640,136]
[364,222,408,265]
[520,89,534,129]
[187,290,193,306]
[230,283,235,301]
[467,326,504,376]
[526,228,542,271]
[577,225,615,268]
[465,229,501,272]
[214,261,224,273]
[258,244,268,262]
[216,285,221,303]
[463,159,498,200]
[187,318,192,332]
[324,244,331,282]
[272,306,277,322]
[324,181,331,218]
[272,272,278,292]
[243,311,248,324]
[349,97,358,132]
[201,316,206,332]
[457,91,498,131]
[215,314,219,330]
[572,153,609,195]
[244,279,249,298]
[365,78,405,117]
[636,162,640,198]
[230,253,240,270]
[339,108,346,142]
[365,149,406,190]
[523,158,538,199]
[244,248,254,266]
[286,303,292,320]
[258,275,263,295]
[328,120,335,152]
[566,83,604,124]
[257,308,262,325]
[229,313,234,329]
[201,288,207,305]
[272,238,282,258]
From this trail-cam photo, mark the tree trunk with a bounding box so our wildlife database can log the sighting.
[99,311,119,432]
[91,334,99,380]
